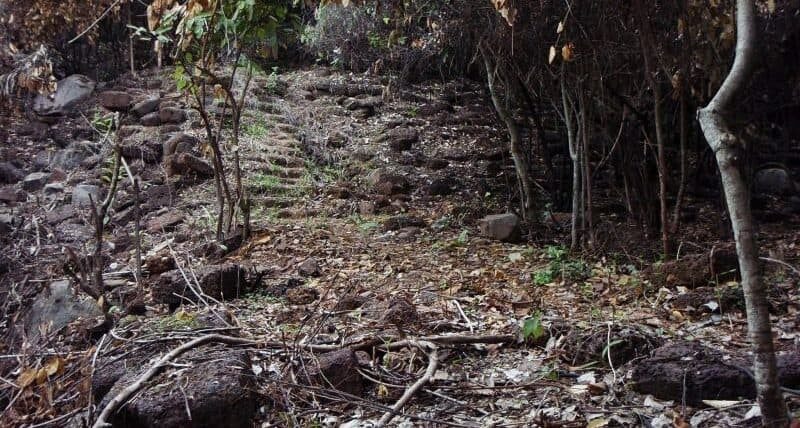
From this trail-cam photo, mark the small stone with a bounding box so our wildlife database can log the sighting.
[98,91,133,111]
[304,349,364,396]
[167,153,214,177]
[153,264,247,309]
[0,162,24,184]
[0,186,18,204]
[382,215,425,232]
[72,184,102,208]
[367,168,410,196]
[298,258,321,277]
[117,125,142,138]
[146,211,184,233]
[159,107,187,124]
[286,286,320,305]
[426,158,449,170]
[50,140,96,170]
[131,97,161,116]
[378,128,418,152]
[140,112,161,127]
[754,168,794,195]
[145,251,176,275]
[43,182,65,196]
[163,133,200,156]
[427,176,458,196]
[22,172,51,191]
[159,124,182,135]
[478,213,522,242]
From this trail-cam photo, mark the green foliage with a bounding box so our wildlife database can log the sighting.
[532,245,590,286]
[91,112,116,135]
[349,214,379,234]
[533,269,556,286]
[522,312,545,342]
[264,67,282,94]
[244,121,270,139]
[153,310,200,332]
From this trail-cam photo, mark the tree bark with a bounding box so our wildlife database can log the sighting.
[480,46,537,222]
[697,0,787,425]
[561,69,582,250]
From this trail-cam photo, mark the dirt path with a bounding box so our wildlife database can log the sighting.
[1,66,799,427]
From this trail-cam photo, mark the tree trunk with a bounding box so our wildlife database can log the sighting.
[480,46,536,222]
[561,70,582,250]
[697,0,787,424]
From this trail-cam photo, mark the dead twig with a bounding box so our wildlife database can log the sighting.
[376,340,439,427]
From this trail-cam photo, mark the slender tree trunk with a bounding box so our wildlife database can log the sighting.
[579,90,593,246]
[697,0,787,424]
[561,70,582,250]
[480,46,536,222]
[672,87,688,234]
[638,7,671,258]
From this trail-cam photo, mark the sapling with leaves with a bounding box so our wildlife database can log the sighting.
[141,0,298,241]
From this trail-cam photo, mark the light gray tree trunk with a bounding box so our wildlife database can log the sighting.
[561,70,582,250]
[697,0,787,425]
[480,46,536,222]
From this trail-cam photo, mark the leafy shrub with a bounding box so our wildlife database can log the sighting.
[302,4,380,71]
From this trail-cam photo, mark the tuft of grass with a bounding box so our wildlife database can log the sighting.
[244,121,270,139]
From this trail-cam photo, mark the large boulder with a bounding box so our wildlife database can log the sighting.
[24,280,104,343]
[478,213,521,242]
[632,342,800,405]
[98,347,257,428]
[33,75,95,116]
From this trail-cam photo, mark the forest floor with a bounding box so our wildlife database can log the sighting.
[1,65,799,427]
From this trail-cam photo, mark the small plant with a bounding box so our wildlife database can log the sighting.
[244,121,270,138]
[250,173,282,193]
[349,214,379,234]
[154,310,200,331]
[91,112,116,135]
[533,269,556,286]
[522,311,546,342]
[264,67,281,94]
[531,245,590,286]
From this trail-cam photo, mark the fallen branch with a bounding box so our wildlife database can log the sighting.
[376,340,439,427]
[92,334,254,428]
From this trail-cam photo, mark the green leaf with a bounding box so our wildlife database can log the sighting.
[522,312,545,341]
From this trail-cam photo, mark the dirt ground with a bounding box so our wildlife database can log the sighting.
[1,66,799,427]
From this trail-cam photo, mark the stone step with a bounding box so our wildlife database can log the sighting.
[253,196,296,208]
[248,182,305,196]
[264,146,302,157]
[261,166,305,179]
[266,155,305,168]
[275,123,299,135]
